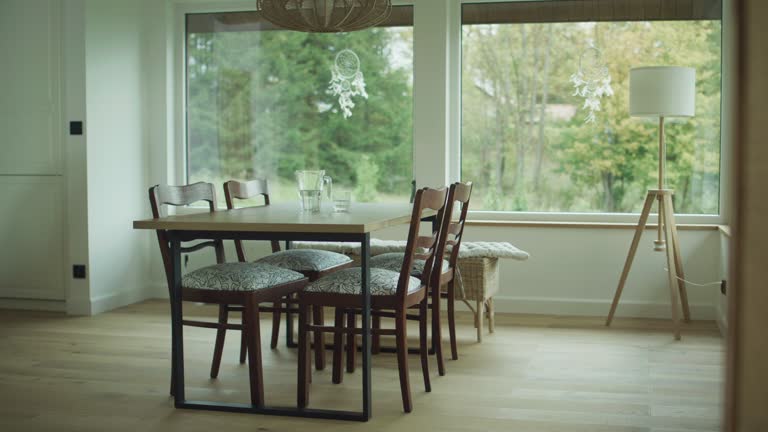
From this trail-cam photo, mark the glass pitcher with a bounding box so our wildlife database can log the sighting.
[295,170,332,213]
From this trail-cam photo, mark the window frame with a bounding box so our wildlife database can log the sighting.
[449,0,729,224]
[173,1,259,189]
[171,0,729,224]
[173,0,416,208]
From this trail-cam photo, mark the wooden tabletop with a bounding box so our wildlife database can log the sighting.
[133,202,419,234]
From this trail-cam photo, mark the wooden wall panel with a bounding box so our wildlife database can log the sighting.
[0,0,65,303]
[726,0,768,430]
[0,176,64,300]
[0,0,61,175]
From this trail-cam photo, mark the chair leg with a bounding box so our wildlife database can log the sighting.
[487,297,495,333]
[312,306,326,371]
[476,298,483,342]
[210,304,228,378]
[297,301,310,408]
[239,310,247,364]
[419,298,431,393]
[332,308,344,384]
[372,315,381,354]
[270,300,282,349]
[433,286,445,377]
[346,310,356,373]
[244,297,264,407]
[447,280,459,360]
[169,361,175,396]
[395,307,413,413]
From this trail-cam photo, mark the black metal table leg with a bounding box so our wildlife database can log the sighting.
[285,240,298,348]
[360,233,372,419]
[170,236,186,406]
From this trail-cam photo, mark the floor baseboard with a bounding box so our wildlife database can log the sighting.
[0,298,66,312]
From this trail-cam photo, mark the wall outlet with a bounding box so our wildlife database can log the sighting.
[69,121,83,135]
[721,279,727,295]
[73,265,86,279]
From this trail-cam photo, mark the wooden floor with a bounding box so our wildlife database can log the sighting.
[0,300,724,432]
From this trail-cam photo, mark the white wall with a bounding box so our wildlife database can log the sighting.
[717,228,729,332]
[81,0,153,314]
[715,0,736,335]
[144,0,177,298]
[63,0,91,315]
[470,225,720,319]
[413,0,450,187]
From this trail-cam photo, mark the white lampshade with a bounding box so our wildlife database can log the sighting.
[629,66,696,117]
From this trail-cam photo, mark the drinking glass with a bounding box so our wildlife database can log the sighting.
[333,191,352,213]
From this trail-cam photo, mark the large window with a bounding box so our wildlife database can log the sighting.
[461,1,722,214]
[185,8,413,203]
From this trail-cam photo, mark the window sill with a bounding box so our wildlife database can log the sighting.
[465,220,720,231]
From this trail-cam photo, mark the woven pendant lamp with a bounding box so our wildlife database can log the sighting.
[257,0,392,33]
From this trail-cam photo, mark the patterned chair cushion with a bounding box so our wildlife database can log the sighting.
[305,268,421,296]
[370,252,450,277]
[182,262,305,292]
[256,249,352,272]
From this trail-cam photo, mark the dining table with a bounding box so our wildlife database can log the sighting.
[133,201,425,421]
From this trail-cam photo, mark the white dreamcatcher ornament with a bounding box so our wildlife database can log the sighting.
[571,42,614,123]
[328,49,368,119]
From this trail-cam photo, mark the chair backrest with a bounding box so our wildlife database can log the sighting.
[397,187,448,301]
[149,182,226,295]
[437,182,473,275]
[223,179,281,261]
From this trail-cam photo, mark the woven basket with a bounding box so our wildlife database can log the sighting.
[456,257,499,302]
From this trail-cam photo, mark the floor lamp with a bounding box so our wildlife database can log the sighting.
[606,66,696,340]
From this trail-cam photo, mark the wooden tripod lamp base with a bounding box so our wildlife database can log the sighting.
[605,189,691,340]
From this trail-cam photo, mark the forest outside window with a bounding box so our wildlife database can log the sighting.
[461,0,723,214]
[185,7,414,204]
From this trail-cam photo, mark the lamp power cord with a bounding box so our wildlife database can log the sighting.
[664,268,723,287]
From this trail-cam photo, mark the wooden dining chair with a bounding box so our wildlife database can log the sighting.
[296,187,448,413]
[368,182,473,373]
[150,182,308,405]
[223,179,354,370]
[434,182,472,362]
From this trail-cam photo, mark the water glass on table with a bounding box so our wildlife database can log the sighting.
[333,191,352,213]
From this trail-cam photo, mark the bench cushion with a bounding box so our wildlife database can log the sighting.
[256,249,352,272]
[305,268,421,296]
[294,240,529,260]
[182,262,304,292]
[370,252,449,277]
